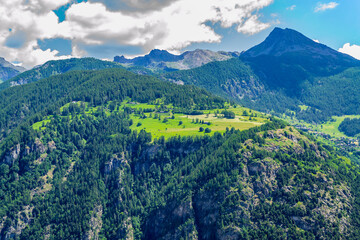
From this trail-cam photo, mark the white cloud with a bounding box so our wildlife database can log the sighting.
[287,5,296,11]
[314,2,339,12]
[0,0,274,68]
[0,0,72,68]
[339,43,360,60]
[237,15,271,35]
[65,0,274,52]
[313,39,320,43]
[89,0,179,12]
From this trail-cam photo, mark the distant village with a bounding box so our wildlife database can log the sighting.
[295,125,360,151]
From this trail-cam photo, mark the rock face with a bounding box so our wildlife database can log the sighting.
[0,206,33,240]
[34,138,46,154]
[2,138,56,166]
[0,137,58,239]
[82,205,103,240]
[4,144,21,165]
[193,192,219,240]
[104,152,128,175]
[144,200,198,240]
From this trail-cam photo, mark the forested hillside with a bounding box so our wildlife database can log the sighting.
[0,68,360,239]
[162,58,300,116]
[339,118,360,137]
[0,58,123,91]
[0,68,224,141]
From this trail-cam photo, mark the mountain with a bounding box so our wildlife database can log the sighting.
[114,49,240,72]
[174,49,240,70]
[115,49,182,65]
[0,57,123,91]
[0,57,26,83]
[243,27,355,61]
[163,28,360,123]
[241,27,359,91]
[0,68,360,239]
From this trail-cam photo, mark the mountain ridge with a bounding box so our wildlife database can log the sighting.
[0,57,26,83]
[114,49,240,72]
[0,57,123,91]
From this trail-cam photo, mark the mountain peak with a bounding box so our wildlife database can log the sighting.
[113,55,131,64]
[0,57,26,72]
[267,27,316,46]
[149,49,169,54]
[242,27,325,58]
[239,27,359,92]
[0,56,26,82]
[147,49,181,62]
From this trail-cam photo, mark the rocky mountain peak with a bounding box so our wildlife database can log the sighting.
[147,49,182,62]
[242,27,357,61]
[0,57,26,72]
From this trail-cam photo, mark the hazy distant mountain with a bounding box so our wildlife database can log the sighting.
[0,58,123,91]
[0,57,26,83]
[163,27,360,123]
[114,49,240,72]
[115,49,182,66]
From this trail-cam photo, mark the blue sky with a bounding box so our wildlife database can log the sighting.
[0,0,359,68]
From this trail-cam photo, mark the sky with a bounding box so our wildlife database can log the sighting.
[0,0,359,68]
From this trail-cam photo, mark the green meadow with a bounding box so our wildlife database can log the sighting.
[32,100,269,140]
[130,112,265,139]
[126,101,268,139]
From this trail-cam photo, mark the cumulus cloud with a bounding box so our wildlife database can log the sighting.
[237,15,271,35]
[65,0,274,51]
[0,0,274,68]
[89,0,180,12]
[314,2,339,12]
[339,43,360,60]
[0,0,72,68]
[287,5,296,11]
